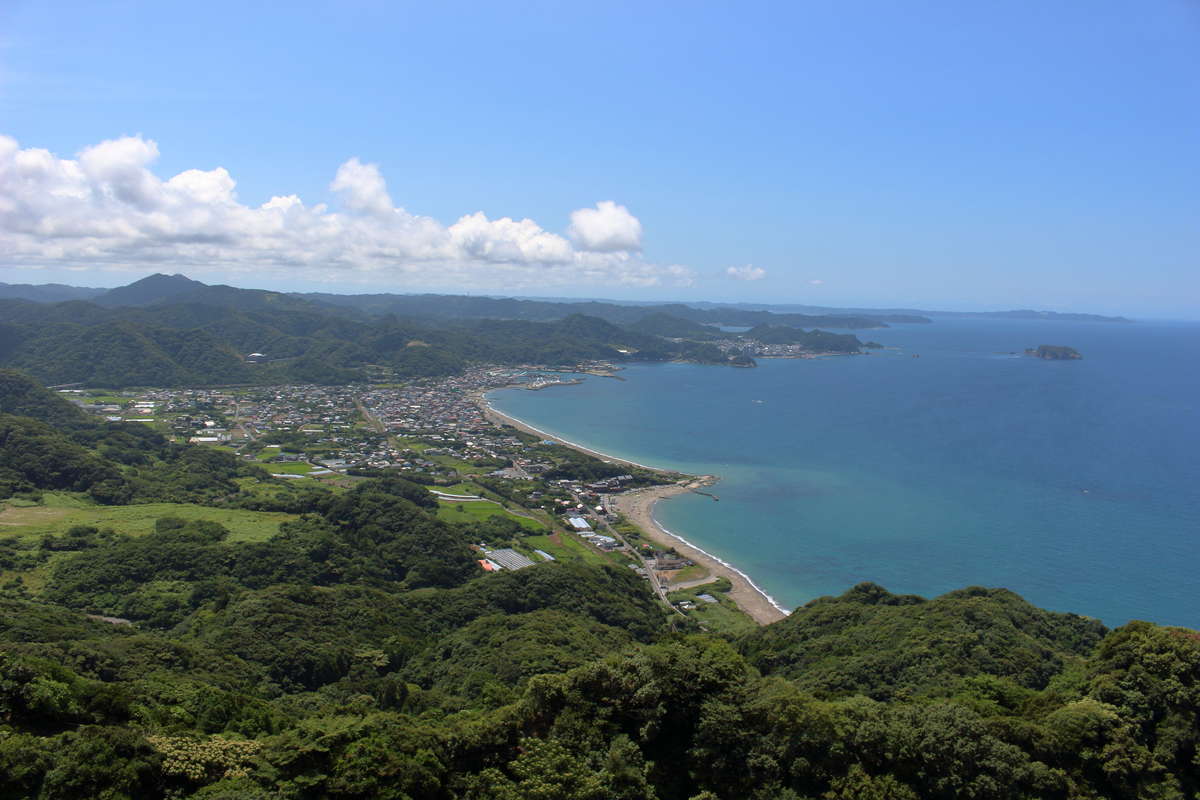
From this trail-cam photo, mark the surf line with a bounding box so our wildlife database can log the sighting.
[485,391,791,617]
[483,397,667,472]
[651,508,792,617]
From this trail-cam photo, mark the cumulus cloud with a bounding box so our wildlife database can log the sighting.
[726,264,766,281]
[809,278,824,286]
[567,200,642,252]
[0,134,691,290]
[330,157,394,217]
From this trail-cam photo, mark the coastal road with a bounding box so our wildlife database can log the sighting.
[598,492,685,617]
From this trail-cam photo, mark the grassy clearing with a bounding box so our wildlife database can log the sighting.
[603,549,638,568]
[436,500,545,531]
[2,497,41,509]
[611,515,648,548]
[437,482,514,506]
[525,508,563,531]
[78,393,128,405]
[668,579,757,635]
[671,563,711,583]
[0,499,297,545]
[429,455,478,474]
[256,446,282,461]
[523,533,612,566]
[0,504,73,531]
[33,492,95,509]
[438,482,483,496]
[268,461,314,475]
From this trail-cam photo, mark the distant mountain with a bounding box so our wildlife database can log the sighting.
[0,291,740,387]
[298,292,902,329]
[961,309,1131,322]
[93,272,208,307]
[0,281,106,303]
[168,283,354,316]
[11,273,1129,323]
[744,324,863,352]
[625,312,721,340]
[2,319,255,387]
[685,302,932,324]
[89,274,358,320]
[726,302,1129,323]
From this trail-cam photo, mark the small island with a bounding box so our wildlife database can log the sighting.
[1025,344,1082,360]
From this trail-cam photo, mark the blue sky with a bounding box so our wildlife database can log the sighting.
[1,0,1197,316]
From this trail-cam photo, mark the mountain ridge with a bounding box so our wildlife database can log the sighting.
[4,272,1132,322]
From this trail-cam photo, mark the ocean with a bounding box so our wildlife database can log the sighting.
[488,318,1200,628]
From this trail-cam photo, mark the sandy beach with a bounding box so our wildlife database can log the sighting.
[607,484,787,625]
[479,392,788,626]
[478,393,671,473]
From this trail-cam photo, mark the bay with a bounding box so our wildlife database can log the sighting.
[488,318,1200,627]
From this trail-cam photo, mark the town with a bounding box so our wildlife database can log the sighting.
[56,365,737,622]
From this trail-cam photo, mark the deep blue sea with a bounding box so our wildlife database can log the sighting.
[489,318,1200,627]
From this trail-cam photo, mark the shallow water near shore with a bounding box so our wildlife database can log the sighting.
[489,318,1200,627]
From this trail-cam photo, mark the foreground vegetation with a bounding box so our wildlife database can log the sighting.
[1,369,1198,799]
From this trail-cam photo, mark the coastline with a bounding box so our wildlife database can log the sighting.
[477,390,668,473]
[606,483,789,625]
[479,389,789,626]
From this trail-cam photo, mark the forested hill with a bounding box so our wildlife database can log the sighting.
[9,273,913,328]
[6,273,1131,325]
[300,292,906,329]
[744,324,864,352]
[0,369,1197,797]
[0,273,928,386]
[0,281,107,303]
[0,369,92,427]
[0,296,737,387]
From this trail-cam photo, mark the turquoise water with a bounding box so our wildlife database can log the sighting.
[489,319,1200,627]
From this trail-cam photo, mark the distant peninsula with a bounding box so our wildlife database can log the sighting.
[1026,344,1082,360]
[706,301,1132,323]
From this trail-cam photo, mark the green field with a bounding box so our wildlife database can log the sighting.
[437,481,484,496]
[0,496,301,593]
[667,579,757,635]
[256,445,282,461]
[0,497,298,545]
[671,563,711,583]
[611,516,646,545]
[254,446,314,475]
[80,393,128,405]
[436,499,545,531]
[428,454,478,474]
[524,532,620,567]
[268,461,314,475]
[436,482,516,506]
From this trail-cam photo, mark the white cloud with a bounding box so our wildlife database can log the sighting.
[567,200,642,252]
[329,157,394,217]
[0,134,691,290]
[726,264,766,281]
[809,278,824,286]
